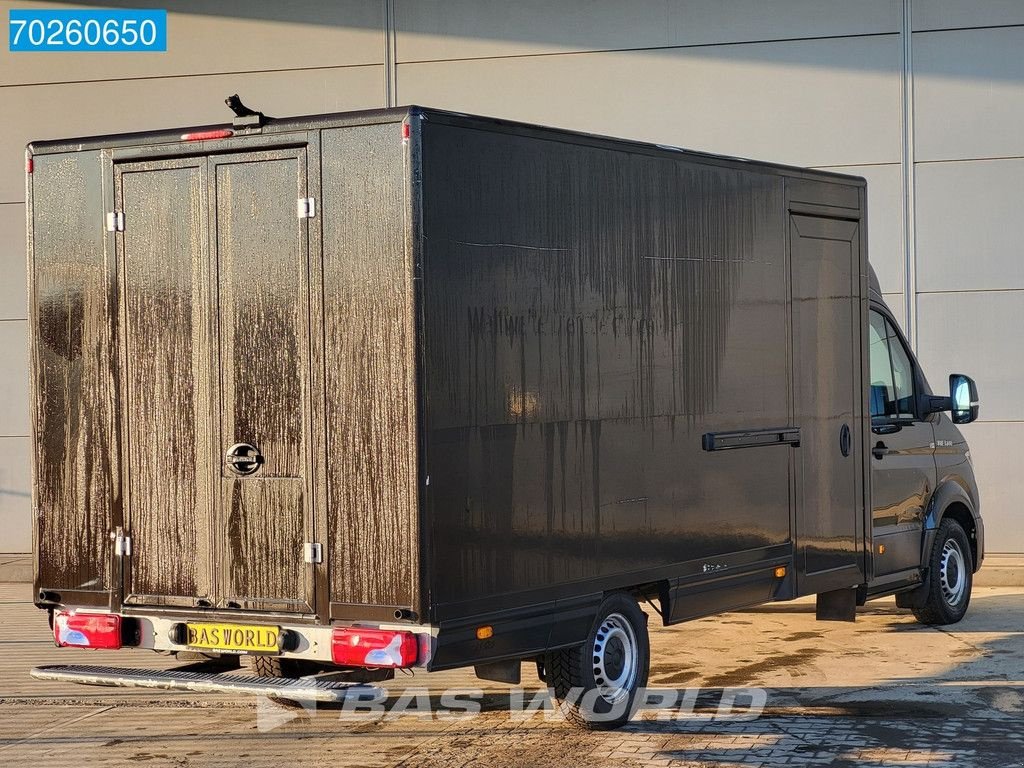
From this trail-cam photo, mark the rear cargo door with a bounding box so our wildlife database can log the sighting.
[114,143,318,613]
[211,148,316,612]
[115,157,214,607]
[790,212,865,594]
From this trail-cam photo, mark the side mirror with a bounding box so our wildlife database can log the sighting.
[949,373,979,424]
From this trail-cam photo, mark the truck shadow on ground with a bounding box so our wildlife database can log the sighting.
[645,593,1024,766]
[338,592,1023,766]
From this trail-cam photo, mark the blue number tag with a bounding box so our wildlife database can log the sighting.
[9,9,167,52]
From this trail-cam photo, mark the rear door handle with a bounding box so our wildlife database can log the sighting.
[872,441,894,460]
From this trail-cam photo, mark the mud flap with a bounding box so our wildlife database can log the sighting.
[895,571,932,609]
[474,658,522,685]
[815,587,857,621]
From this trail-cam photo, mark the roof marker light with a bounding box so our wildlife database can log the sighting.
[181,129,234,142]
[26,156,33,175]
[402,122,411,141]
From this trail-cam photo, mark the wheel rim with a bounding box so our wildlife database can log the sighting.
[592,613,638,704]
[939,538,967,608]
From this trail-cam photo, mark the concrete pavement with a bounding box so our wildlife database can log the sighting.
[1,582,1023,766]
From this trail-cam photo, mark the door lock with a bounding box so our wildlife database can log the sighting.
[839,423,852,457]
[225,443,264,475]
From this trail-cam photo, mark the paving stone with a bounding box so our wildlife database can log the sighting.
[3,588,1024,765]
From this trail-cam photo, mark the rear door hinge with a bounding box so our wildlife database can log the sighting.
[303,542,322,564]
[297,197,315,218]
[111,528,132,557]
[106,211,124,232]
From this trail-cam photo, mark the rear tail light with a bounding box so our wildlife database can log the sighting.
[53,611,122,650]
[331,627,418,668]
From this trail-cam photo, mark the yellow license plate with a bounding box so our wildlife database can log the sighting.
[185,622,280,653]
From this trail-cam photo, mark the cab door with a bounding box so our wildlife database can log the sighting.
[868,308,935,576]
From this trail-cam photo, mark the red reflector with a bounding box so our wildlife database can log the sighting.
[53,611,122,650]
[26,156,33,175]
[402,122,411,141]
[331,627,417,668]
[180,129,234,142]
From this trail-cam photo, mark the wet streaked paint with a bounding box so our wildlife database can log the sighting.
[29,109,870,655]
[419,122,796,616]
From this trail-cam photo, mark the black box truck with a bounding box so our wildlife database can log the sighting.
[26,105,983,728]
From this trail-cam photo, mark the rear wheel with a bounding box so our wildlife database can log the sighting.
[251,655,318,678]
[174,651,240,671]
[251,656,394,684]
[545,593,649,730]
[913,518,974,625]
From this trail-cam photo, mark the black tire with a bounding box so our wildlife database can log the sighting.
[251,655,319,678]
[545,592,650,730]
[174,651,240,671]
[913,518,974,625]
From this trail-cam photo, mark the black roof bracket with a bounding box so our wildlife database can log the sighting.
[225,94,267,130]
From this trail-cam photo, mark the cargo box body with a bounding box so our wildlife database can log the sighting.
[28,107,869,670]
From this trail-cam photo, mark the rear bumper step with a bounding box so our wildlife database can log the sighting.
[31,664,384,703]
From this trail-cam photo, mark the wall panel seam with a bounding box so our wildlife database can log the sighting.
[394,31,901,67]
[813,162,901,170]
[918,288,1024,296]
[916,155,1024,166]
[0,61,383,91]
[912,23,1024,35]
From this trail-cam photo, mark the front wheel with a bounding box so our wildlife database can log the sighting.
[545,592,650,730]
[913,518,974,625]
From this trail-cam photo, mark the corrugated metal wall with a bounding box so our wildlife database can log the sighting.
[1,0,1021,553]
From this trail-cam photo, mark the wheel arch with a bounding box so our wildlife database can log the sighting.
[924,480,980,573]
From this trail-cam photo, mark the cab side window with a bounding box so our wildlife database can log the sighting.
[869,310,916,422]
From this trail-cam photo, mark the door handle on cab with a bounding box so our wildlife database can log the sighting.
[871,422,902,436]
[872,441,895,460]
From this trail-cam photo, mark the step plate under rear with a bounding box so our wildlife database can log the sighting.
[31,664,384,703]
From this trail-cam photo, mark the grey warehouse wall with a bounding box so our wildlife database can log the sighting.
[0,0,1020,552]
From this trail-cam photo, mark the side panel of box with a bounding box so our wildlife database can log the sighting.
[419,120,794,622]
